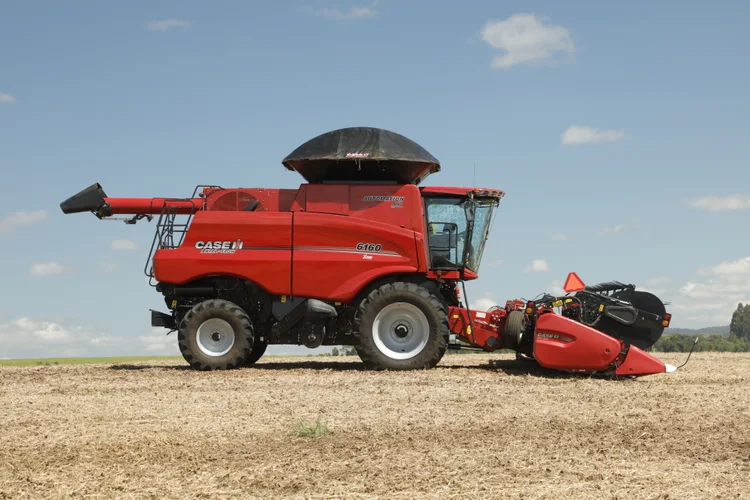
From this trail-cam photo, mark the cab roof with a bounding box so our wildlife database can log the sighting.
[420,186,505,200]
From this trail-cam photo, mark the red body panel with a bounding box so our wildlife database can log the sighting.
[151,183,431,301]
[292,212,421,301]
[152,211,293,295]
[533,314,621,372]
[615,345,666,376]
[203,188,299,212]
[294,184,426,232]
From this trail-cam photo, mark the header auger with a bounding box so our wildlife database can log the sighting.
[60,127,676,376]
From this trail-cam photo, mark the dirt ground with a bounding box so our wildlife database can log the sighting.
[0,352,748,499]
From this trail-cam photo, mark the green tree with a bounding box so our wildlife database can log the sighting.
[729,303,750,340]
[331,347,340,356]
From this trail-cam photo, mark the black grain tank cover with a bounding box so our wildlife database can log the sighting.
[282,127,440,184]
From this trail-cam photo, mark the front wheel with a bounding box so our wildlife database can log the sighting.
[244,338,268,366]
[178,299,254,370]
[354,282,449,370]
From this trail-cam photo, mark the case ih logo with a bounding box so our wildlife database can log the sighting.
[195,240,244,254]
[538,332,574,343]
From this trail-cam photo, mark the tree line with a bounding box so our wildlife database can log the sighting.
[652,302,750,352]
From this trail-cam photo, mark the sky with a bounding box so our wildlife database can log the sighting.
[1,0,749,359]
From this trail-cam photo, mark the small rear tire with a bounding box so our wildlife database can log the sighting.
[502,310,526,350]
[354,281,449,370]
[178,299,254,370]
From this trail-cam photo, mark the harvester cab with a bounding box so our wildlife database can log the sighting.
[421,188,501,276]
[59,126,677,378]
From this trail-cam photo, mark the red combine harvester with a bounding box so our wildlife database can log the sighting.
[60,127,676,376]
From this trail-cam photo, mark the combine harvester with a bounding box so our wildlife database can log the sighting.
[60,127,677,377]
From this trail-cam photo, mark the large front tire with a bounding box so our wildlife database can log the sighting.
[178,299,254,370]
[354,282,449,370]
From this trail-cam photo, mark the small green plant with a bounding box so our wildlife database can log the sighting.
[291,416,331,439]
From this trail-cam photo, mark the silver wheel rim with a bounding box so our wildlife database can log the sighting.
[196,318,235,357]
[372,302,430,360]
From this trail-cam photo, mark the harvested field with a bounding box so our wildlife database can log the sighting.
[1,352,749,499]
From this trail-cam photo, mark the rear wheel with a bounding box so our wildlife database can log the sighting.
[178,299,254,370]
[354,282,449,370]
[244,338,268,366]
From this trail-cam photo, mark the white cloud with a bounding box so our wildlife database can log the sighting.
[681,313,737,326]
[300,3,376,21]
[94,262,117,273]
[550,233,568,240]
[600,223,623,234]
[671,256,750,328]
[688,194,750,212]
[562,126,626,145]
[138,332,181,355]
[697,256,750,276]
[0,209,47,233]
[0,93,17,103]
[0,318,181,359]
[146,18,191,32]
[471,297,499,311]
[523,259,549,272]
[547,280,566,296]
[646,276,671,286]
[479,13,575,69]
[111,239,138,250]
[598,217,640,235]
[2,317,71,343]
[29,262,72,276]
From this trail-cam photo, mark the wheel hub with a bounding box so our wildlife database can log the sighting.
[372,303,430,360]
[394,323,410,338]
[196,318,236,357]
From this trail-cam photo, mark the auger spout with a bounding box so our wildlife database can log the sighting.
[60,183,204,218]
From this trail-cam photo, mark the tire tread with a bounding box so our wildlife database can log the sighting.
[354,281,449,370]
[178,299,254,370]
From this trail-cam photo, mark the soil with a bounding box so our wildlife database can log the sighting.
[1,352,748,499]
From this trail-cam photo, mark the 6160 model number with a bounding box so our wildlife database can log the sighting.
[356,242,382,252]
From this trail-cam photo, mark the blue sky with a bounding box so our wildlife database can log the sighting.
[1,1,749,358]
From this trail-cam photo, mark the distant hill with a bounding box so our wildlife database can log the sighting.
[666,325,730,336]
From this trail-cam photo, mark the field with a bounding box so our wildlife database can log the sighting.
[1,352,748,499]
[0,356,183,367]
